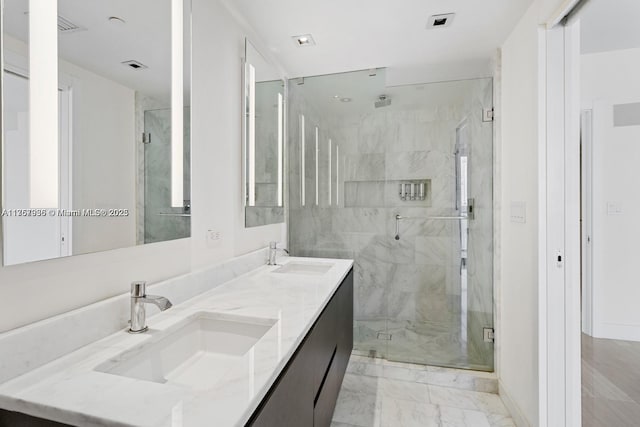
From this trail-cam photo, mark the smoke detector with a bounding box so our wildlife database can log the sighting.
[427,13,455,29]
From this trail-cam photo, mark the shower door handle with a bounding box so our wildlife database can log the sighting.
[424,216,468,220]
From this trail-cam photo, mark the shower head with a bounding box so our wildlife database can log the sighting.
[375,94,391,108]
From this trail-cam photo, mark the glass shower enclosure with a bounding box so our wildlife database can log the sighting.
[287,69,494,371]
[142,108,191,243]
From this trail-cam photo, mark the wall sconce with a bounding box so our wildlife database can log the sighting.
[29,0,59,208]
[300,114,305,206]
[171,0,184,207]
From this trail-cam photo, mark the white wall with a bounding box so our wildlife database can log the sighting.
[582,48,640,341]
[582,48,640,104]
[65,60,137,255]
[0,0,285,333]
[498,0,566,425]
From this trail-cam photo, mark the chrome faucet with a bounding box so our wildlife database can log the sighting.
[128,281,173,333]
[267,241,289,266]
[268,241,278,265]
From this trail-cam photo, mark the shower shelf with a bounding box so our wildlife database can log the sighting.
[157,212,191,217]
[343,179,431,208]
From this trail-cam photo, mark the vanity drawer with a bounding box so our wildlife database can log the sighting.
[307,292,339,394]
[313,346,341,427]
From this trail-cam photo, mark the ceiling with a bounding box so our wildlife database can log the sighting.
[579,0,640,55]
[226,0,534,80]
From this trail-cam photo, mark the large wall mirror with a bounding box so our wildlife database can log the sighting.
[1,0,191,266]
[243,39,285,228]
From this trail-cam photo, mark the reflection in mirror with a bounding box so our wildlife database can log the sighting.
[315,126,319,206]
[299,114,306,206]
[1,0,191,265]
[243,39,285,228]
[328,139,332,206]
[335,144,340,206]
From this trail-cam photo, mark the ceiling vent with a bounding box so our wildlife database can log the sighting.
[121,60,148,70]
[57,15,85,34]
[427,13,455,29]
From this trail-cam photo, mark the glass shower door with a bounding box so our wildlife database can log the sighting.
[384,79,494,371]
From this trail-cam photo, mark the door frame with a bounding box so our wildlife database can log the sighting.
[540,4,583,427]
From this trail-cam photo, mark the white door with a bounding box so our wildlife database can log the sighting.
[2,70,71,265]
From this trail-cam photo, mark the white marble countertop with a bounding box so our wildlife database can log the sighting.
[0,257,353,427]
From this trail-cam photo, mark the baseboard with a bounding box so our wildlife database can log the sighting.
[595,322,640,342]
[498,380,531,427]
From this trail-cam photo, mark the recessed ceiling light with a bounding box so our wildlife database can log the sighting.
[340,97,352,103]
[333,95,340,99]
[427,13,455,29]
[292,34,316,47]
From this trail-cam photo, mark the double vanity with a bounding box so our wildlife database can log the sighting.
[0,257,353,426]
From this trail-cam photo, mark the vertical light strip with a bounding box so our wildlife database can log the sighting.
[277,93,283,206]
[460,156,468,208]
[328,139,332,206]
[314,127,319,206]
[247,64,256,206]
[170,0,184,207]
[336,145,339,206]
[300,114,305,206]
[29,0,58,208]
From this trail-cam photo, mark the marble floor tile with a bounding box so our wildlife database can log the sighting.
[342,373,383,395]
[439,405,491,427]
[486,414,517,427]
[380,377,430,402]
[382,364,430,384]
[332,389,381,427]
[428,386,510,415]
[333,355,515,427]
[380,398,440,427]
[426,369,499,394]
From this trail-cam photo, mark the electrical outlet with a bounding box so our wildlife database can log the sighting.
[206,230,222,247]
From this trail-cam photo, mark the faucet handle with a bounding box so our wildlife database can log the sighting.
[131,281,146,297]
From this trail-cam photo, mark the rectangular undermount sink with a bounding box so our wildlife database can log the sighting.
[95,312,276,390]
[272,261,334,276]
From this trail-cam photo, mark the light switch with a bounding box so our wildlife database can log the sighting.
[607,202,623,215]
[510,201,526,223]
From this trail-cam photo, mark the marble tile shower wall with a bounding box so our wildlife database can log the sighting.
[288,78,494,369]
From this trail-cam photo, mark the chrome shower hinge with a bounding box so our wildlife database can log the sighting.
[483,327,495,343]
[483,108,494,122]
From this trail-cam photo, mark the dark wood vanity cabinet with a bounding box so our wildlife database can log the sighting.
[248,268,354,427]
